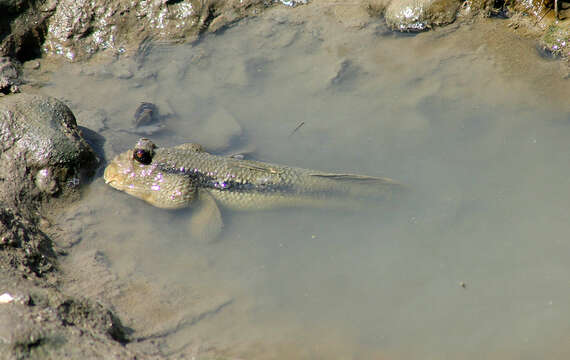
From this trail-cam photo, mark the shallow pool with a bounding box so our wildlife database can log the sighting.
[42,5,570,359]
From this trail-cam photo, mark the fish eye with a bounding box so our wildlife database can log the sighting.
[133,148,152,165]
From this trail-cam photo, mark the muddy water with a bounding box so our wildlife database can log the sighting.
[41,5,570,359]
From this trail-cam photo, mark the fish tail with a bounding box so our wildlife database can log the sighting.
[307,172,404,199]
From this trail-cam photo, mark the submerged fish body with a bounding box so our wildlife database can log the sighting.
[103,138,401,211]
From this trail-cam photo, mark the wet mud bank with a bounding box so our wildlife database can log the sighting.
[1,0,568,63]
[0,94,137,358]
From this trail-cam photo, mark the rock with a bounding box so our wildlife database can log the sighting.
[277,0,309,6]
[113,102,168,136]
[385,0,459,32]
[0,94,98,212]
[0,0,52,61]
[385,0,429,31]
[0,57,21,94]
[42,0,269,61]
[1,0,270,62]
[133,102,160,127]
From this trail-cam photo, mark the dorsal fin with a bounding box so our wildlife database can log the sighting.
[174,143,206,152]
[236,162,280,174]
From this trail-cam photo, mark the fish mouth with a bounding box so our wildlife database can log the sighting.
[103,162,122,188]
[103,150,134,187]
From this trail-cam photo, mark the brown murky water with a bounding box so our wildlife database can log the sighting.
[38,4,570,359]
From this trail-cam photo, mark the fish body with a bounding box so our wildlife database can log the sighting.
[104,139,400,211]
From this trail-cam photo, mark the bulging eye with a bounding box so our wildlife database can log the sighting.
[133,148,152,164]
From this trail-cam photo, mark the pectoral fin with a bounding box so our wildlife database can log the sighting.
[226,143,257,160]
[188,190,223,242]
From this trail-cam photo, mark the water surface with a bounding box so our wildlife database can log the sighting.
[41,6,570,359]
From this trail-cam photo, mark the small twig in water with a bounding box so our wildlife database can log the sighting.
[289,121,305,137]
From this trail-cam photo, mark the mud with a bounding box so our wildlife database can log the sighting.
[1,0,568,63]
[0,205,140,359]
[0,93,137,359]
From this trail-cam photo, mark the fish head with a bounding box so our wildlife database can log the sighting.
[104,143,196,209]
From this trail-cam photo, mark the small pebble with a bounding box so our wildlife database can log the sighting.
[0,293,14,304]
